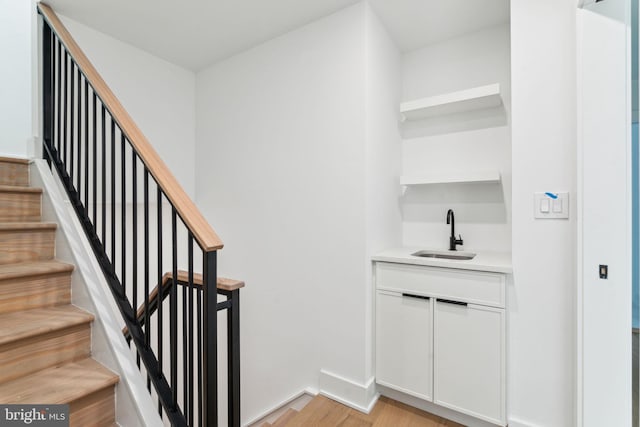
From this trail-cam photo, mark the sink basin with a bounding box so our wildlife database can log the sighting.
[411,250,476,260]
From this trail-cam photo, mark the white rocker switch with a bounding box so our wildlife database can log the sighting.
[534,192,569,219]
[540,199,550,213]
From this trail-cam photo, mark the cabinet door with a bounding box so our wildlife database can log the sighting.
[434,299,505,426]
[375,290,432,401]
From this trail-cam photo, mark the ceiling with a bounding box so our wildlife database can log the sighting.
[369,0,510,54]
[46,0,510,71]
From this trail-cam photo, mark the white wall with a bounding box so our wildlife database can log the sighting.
[510,1,577,426]
[400,25,512,253]
[196,3,367,421]
[58,16,197,198]
[196,2,401,422]
[0,0,34,157]
[363,4,402,380]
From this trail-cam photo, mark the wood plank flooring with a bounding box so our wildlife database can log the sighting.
[279,395,463,427]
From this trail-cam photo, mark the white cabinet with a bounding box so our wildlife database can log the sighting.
[434,299,505,425]
[374,261,507,426]
[376,290,433,401]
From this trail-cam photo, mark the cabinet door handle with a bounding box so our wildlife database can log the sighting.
[437,298,468,307]
[402,293,430,300]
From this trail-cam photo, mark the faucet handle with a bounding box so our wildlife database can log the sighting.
[456,234,464,245]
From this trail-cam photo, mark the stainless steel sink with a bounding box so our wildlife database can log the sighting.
[411,250,476,260]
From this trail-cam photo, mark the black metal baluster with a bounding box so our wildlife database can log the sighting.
[144,169,150,341]
[157,187,164,416]
[121,134,126,297]
[111,120,116,270]
[101,105,106,244]
[157,187,163,379]
[132,150,138,341]
[76,66,81,193]
[84,79,89,212]
[69,62,74,182]
[170,208,178,409]
[53,36,58,157]
[182,279,188,417]
[182,234,188,421]
[144,168,151,390]
[197,259,203,427]
[133,155,140,367]
[42,23,53,165]
[203,251,218,426]
[63,52,68,170]
[188,234,194,426]
[56,40,62,154]
[92,92,97,228]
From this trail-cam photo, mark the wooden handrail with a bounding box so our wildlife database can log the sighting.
[38,3,223,251]
[161,270,245,292]
[123,271,244,336]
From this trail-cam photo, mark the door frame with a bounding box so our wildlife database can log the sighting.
[576,0,632,425]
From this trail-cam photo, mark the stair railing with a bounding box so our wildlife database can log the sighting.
[37,3,242,426]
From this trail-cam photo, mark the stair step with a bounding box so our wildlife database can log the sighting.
[0,260,73,314]
[0,157,29,187]
[0,306,93,383]
[0,185,42,222]
[273,409,299,427]
[0,222,56,265]
[0,358,119,426]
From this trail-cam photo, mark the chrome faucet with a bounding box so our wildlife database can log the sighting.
[446,209,463,251]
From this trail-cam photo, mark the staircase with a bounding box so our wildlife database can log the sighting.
[0,156,119,426]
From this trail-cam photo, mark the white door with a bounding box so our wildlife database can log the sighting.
[578,0,632,425]
[433,299,505,426]
[375,290,432,401]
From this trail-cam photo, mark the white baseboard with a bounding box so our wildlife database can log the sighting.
[318,369,379,414]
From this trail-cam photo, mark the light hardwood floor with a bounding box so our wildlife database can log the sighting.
[266,395,463,427]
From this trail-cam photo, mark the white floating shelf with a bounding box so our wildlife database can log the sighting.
[400,83,503,121]
[400,171,501,186]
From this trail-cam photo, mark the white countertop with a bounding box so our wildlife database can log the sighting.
[372,247,512,274]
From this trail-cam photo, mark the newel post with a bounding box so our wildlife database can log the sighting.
[203,250,218,426]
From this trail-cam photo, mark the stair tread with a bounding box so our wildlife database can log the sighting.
[0,185,41,194]
[0,222,57,231]
[0,305,94,346]
[0,358,118,404]
[0,260,74,281]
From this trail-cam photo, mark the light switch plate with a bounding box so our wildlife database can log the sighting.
[534,192,569,219]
